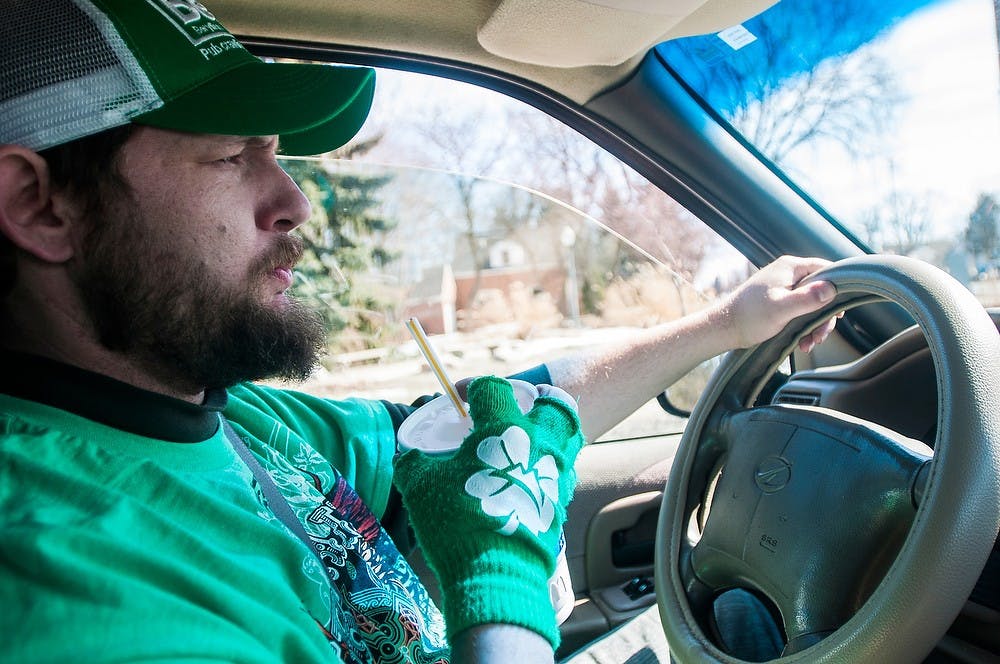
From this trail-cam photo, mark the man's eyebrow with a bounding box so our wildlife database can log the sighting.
[246,135,279,149]
[206,135,278,150]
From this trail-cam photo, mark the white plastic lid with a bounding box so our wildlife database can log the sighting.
[396,380,539,454]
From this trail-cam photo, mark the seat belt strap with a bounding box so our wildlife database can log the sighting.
[221,419,328,573]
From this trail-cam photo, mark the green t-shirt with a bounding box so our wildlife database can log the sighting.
[0,355,448,663]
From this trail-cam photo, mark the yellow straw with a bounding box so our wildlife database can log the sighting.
[405,317,468,418]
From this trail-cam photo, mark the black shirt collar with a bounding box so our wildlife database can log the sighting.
[0,352,226,442]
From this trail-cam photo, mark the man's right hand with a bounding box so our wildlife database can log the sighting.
[392,376,584,650]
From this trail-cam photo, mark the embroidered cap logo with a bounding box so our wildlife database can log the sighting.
[145,0,244,59]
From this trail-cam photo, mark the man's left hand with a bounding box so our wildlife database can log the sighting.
[720,255,842,353]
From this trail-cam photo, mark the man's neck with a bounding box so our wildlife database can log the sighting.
[9,342,207,405]
[4,316,206,406]
[0,350,225,442]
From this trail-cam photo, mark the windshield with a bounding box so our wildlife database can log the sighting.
[657,0,1000,305]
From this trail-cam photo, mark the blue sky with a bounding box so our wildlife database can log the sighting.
[657,0,938,113]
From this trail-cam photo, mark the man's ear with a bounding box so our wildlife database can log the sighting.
[0,145,76,263]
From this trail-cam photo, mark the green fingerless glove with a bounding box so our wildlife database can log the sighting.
[392,376,585,648]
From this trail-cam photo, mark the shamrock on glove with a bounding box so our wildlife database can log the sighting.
[465,423,560,537]
[393,376,585,649]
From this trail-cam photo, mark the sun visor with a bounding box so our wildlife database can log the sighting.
[477,0,777,68]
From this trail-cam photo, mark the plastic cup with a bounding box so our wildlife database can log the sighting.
[551,530,574,624]
[396,379,535,454]
[397,379,576,624]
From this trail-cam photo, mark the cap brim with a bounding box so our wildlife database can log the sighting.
[134,62,375,156]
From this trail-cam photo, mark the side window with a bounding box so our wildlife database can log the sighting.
[278,67,751,442]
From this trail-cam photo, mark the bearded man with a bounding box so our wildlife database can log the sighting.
[0,1,838,662]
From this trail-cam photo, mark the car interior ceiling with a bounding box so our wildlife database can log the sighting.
[215,0,781,104]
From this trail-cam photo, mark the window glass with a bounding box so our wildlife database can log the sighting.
[658,0,1000,305]
[277,67,752,441]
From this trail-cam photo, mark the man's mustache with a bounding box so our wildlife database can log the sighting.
[253,235,305,278]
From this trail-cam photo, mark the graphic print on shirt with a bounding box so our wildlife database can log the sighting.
[311,475,448,664]
[249,423,449,663]
[306,501,364,580]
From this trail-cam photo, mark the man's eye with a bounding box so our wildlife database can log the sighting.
[216,153,243,165]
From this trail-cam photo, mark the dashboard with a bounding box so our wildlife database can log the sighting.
[775,309,1000,448]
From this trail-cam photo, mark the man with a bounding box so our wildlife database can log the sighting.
[0,1,838,662]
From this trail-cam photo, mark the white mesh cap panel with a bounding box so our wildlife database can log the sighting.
[0,0,161,151]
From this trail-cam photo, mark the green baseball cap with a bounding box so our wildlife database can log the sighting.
[1,0,375,156]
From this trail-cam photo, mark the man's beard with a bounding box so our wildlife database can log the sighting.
[71,192,326,394]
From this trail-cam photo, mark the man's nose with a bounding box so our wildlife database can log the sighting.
[257,161,312,233]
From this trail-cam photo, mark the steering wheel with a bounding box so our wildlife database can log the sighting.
[655,255,1000,662]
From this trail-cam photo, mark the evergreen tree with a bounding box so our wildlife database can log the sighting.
[280,136,399,349]
[965,193,1000,271]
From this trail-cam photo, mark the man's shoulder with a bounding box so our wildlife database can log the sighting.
[223,381,402,468]
[224,382,401,519]
[0,392,115,451]
[225,381,393,429]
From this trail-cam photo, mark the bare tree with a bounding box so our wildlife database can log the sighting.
[502,108,715,312]
[862,190,934,255]
[407,105,511,303]
[504,108,610,218]
[734,48,900,166]
[683,1,902,170]
[367,76,722,322]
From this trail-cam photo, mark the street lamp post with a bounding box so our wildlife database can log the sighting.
[561,226,580,325]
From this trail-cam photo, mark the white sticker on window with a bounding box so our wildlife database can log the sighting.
[717,25,757,51]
